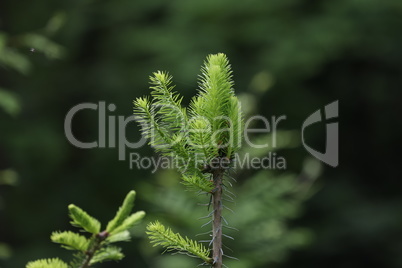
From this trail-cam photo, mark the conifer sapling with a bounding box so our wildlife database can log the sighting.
[134,53,243,267]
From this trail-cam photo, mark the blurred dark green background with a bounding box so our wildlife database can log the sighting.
[1,0,402,267]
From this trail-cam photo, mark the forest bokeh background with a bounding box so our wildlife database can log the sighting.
[1,0,402,267]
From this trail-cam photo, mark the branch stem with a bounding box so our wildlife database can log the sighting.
[212,169,224,268]
[79,231,108,268]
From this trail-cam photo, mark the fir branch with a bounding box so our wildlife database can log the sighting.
[68,204,101,234]
[106,190,136,233]
[149,71,187,132]
[90,245,124,265]
[191,53,235,136]
[26,191,145,268]
[181,173,214,193]
[133,97,174,154]
[147,221,212,264]
[51,231,89,251]
[226,96,243,158]
[26,258,69,268]
[188,116,218,162]
[106,230,131,243]
[109,211,145,235]
[134,73,191,168]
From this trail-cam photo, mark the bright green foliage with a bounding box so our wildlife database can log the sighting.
[134,53,243,193]
[106,230,131,243]
[51,231,89,251]
[134,72,191,175]
[106,190,136,233]
[109,211,146,235]
[26,191,145,268]
[190,54,242,159]
[89,246,124,265]
[181,174,214,193]
[68,204,101,234]
[26,258,69,268]
[135,53,243,266]
[147,221,212,264]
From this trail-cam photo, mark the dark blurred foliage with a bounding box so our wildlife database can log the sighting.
[1,0,402,267]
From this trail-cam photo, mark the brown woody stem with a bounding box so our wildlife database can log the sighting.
[79,231,109,268]
[211,169,224,268]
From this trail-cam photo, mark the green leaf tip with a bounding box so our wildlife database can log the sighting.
[51,231,89,251]
[68,204,101,234]
[110,211,146,235]
[26,258,69,268]
[181,174,214,193]
[146,221,212,264]
[106,190,138,233]
[90,246,124,265]
[107,230,131,243]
